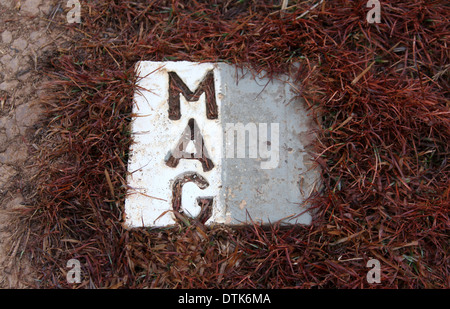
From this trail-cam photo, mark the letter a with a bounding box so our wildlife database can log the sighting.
[366,258,381,283]
[366,0,381,24]
[66,259,81,283]
[66,0,81,24]
[165,118,214,172]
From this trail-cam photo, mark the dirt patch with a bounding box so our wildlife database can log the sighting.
[0,0,66,288]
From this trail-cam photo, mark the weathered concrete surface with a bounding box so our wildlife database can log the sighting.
[125,61,320,228]
[219,64,319,225]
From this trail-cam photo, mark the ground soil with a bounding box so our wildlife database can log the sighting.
[0,0,65,288]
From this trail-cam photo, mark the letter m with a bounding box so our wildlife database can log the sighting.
[168,70,218,120]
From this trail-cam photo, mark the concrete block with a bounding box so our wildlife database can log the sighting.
[124,61,320,228]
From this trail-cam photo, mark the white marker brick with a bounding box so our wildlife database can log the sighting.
[124,61,319,228]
